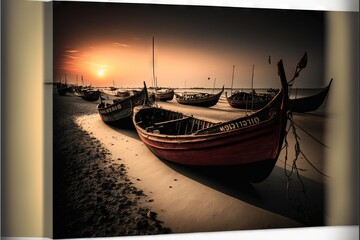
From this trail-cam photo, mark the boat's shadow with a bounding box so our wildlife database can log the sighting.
[104,122,140,140]
[161,160,324,227]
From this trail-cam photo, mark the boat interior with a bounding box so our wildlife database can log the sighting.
[135,107,216,135]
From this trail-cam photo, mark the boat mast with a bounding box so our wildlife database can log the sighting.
[152,36,156,90]
[230,65,235,95]
[212,78,216,93]
[251,65,255,111]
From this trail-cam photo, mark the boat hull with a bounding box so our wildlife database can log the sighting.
[57,87,72,96]
[81,90,101,101]
[176,97,220,107]
[155,90,174,101]
[97,86,147,125]
[289,79,332,113]
[175,87,224,107]
[226,91,275,110]
[136,116,282,166]
[226,99,269,110]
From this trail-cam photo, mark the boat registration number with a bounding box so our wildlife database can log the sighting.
[219,117,260,132]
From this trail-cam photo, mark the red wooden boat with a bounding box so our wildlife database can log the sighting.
[289,79,333,113]
[133,61,290,182]
[175,86,224,107]
[97,83,147,125]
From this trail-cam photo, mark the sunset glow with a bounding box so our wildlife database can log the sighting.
[97,69,105,78]
[54,3,325,88]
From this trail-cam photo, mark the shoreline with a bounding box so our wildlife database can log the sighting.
[53,94,172,238]
[54,92,326,238]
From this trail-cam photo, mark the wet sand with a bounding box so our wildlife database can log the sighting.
[53,92,327,238]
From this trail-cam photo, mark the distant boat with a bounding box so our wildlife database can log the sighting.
[100,86,118,96]
[97,83,147,125]
[115,90,131,98]
[74,89,84,97]
[57,83,72,96]
[226,90,277,110]
[74,75,93,96]
[80,90,101,102]
[155,88,175,101]
[133,60,289,183]
[57,75,72,96]
[74,86,91,97]
[151,37,174,102]
[289,79,333,113]
[175,86,224,107]
[226,64,276,110]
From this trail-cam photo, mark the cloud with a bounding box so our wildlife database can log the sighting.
[65,49,79,53]
[112,42,131,47]
[64,54,79,59]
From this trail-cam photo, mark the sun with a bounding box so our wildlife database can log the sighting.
[97,69,105,78]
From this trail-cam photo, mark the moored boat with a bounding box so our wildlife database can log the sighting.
[289,79,333,113]
[80,90,101,101]
[57,84,72,96]
[56,74,72,96]
[97,83,147,125]
[74,89,85,97]
[226,90,277,110]
[133,60,290,182]
[150,37,174,102]
[115,90,131,98]
[175,86,224,107]
[226,64,277,110]
[155,88,175,101]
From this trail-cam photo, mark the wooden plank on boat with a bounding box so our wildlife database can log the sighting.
[154,117,190,126]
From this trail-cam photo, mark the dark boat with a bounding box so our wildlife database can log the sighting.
[289,79,333,113]
[226,64,277,110]
[57,84,72,96]
[155,88,175,101]
[74,88,85,97]
[97,83,147,125]
[80,90,101,101]
[225,90,277,110]
[175,86,224,107]
[115,90,131,98]
[56,74,72,96]
[133,60,290,182]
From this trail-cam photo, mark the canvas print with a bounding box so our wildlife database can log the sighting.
[53,1,339,238]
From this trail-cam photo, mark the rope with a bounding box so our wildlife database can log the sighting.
[299,149,330,177]
[283,112,311,223]
[289,118,330,148]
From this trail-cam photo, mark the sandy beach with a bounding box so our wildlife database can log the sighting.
[53,90,327,238]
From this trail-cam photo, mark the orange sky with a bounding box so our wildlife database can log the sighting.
[56,38,276,89]
[54,3,326,89]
